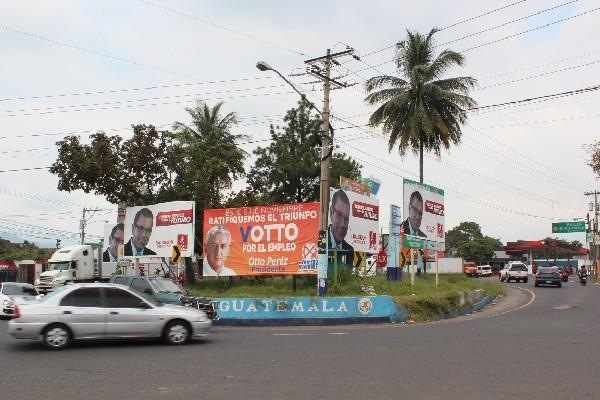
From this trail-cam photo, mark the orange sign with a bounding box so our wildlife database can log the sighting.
[340,176,370,196]
[203,203,319,276]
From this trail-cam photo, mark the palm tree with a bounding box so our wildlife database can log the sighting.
[365,28,477,183]
[173,101,247,206]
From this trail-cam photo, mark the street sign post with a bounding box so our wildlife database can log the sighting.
[552,221,585,233]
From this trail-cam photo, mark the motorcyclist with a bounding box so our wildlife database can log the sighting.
[579,265,587,279]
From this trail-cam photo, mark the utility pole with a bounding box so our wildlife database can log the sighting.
[304,48,354,295]
[584,191,599,278]
[80,207,103,245]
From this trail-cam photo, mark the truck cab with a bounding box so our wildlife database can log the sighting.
[35,246,97,292]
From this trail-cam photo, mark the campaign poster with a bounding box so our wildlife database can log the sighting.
[402,179,445,249]
[102,223,124,263]
[203,202,319,276]
[123,201,195,258]
[340,176,370,196]
[328,188,379,253]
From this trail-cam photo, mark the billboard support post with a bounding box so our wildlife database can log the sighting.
[435,251,439,287]
[410,249,415,286]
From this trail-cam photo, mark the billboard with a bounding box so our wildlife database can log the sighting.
[203,203,319,276]
[123,201,195,258]
[402,179,445,250]
[328,188,379,253]
[340,176,370,196]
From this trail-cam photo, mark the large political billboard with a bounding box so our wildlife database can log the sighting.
[123,201,195,258]
[402,179,445,250]
[203,203,319,276]
[328,188,379,253]
[102,222,124,262]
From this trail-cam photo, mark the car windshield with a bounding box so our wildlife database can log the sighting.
[539,268,559,275]
[511,264,527,271]
[2,284,37,296]
[48,262,71,271]
[149,278,185,294]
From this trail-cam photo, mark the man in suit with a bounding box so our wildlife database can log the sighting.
[103,223,124,262]
[403,190,427,238]
[124,207,157,256]
[328,189,354,252]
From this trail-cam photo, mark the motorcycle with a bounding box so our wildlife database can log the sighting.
[579,273,588,286]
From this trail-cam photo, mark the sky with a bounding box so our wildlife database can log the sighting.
[1,0,599,248]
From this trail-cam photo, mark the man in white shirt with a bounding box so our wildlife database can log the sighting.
[203,225,237,276]
[327,189,354,252]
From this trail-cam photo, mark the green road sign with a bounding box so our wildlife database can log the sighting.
[552,221,585,233]
[404,236,425,249]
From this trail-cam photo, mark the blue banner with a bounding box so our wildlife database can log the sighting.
[215,296,401,320]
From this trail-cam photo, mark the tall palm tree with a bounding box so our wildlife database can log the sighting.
[173,101,247,206]
[365,28,477,183]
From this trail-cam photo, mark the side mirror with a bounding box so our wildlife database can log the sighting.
[143,288,153,295]
[138,301,151,309]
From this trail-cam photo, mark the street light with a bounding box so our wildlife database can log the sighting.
[256,60,333,295]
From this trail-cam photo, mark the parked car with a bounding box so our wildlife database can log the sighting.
[534,267,562,288]
[500,262,529,283]
[476,265,492,277]
[8,283,211,350]
[0,282,39,318]
[108,275,217,320]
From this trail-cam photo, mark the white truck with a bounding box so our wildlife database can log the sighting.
[34,245,117,293]
[499,261,529,283]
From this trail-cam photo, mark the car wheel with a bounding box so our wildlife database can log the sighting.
[524,279,528,283]
[557,283,562,288]
[164,320,191,345]
[42,323,71,350]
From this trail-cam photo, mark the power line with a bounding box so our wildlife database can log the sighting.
[439,0,580,47]
[0,167,49,173]
[0,76,276,103]
[136,0,308,57]
[439,0,528,30]
[462,7,600,52]
[0,25,202,81]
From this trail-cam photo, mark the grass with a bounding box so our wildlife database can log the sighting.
[184,272,505,321]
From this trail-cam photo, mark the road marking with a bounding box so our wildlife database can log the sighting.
[329,332,347,335]
[273,333,313,336]
[492,285,536,317]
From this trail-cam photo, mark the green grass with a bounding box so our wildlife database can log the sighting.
[184,272,505,321]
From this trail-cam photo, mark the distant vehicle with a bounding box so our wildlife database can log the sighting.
[500,262,529,283]
[34,245,118,293]
[8,283,211,350]
[0,282,39,318]
[463,261,478,277]
[109,275,217,320]
[534,267,562,288]
[476,265,492,277]
[559,268,569,282]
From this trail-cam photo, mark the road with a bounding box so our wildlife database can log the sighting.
[1,278,599,400]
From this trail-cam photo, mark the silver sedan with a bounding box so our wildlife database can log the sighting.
[8,283,211,350]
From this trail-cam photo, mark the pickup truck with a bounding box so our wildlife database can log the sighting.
[109,275,217,320]
[499,262,529,283]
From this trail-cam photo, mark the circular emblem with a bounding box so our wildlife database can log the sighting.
[357,297,373,315]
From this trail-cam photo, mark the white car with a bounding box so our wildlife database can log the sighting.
[476,265,492,277]
[0,282,39,318]
[8,283,211,350]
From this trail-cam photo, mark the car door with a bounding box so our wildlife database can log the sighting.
[102,287,161,337]
[58,287,106,339]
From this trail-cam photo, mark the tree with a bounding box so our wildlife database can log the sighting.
[173,101,247,208]
[49,101,248,253]
[446,221,483,249]
[457,237,502,262]
[0,238,51,260]
[245,99,362,204]
[364,28,477,183]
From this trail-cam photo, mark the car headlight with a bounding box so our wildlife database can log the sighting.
[3,298,14,307]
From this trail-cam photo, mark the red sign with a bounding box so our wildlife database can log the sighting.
[425,200,444,216]
[156,209,193,226]
[352,202,379,221]
[177,234,188,250]
[377,250,387,268]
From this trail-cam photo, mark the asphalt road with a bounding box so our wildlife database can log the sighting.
[1,277,599,400]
